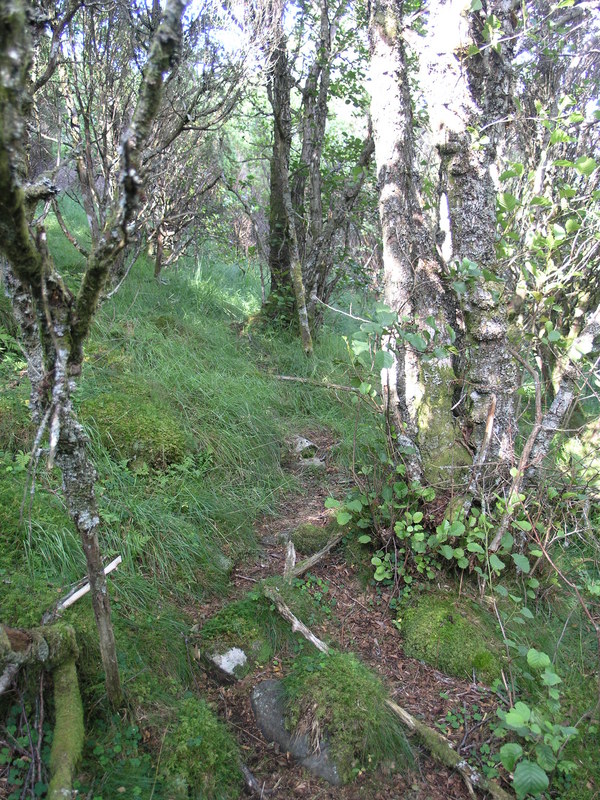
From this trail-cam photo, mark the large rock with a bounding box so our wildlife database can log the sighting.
[251,680,341,786]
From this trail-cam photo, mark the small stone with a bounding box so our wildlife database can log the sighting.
[290,435,318,456]
[210,647,247,677]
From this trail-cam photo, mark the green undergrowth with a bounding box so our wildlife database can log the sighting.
[284,651,413,783]
[398,591,503,684]
[0,199,384,798]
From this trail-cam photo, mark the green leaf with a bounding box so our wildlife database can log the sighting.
[448,520,466,537]
[527,648,550,670]
[470,0,483,9]
[514,519,532,532]
[575,156,597,176]
[512,760,549,799]
[346,499,364,512]
[413,511,424,523]
[489,554,505,572]
[404,332,428,351]
[440,545,454,559]
[541,668,562,686]
[520,606,534,619]
[374,350,395,370]
[467,542,485,554]
[336,511,352,525]
[535,743,557,772]
[505,709,527,728]
[499,742,523,772]
[512,553,531,573]
[325,498,341,509]
[498,192,519,211]
[358,535,372,544]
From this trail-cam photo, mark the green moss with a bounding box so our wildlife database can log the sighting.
[47,659,84,800]
[291,523,332,555]
[398,592,502,683]
[161,697,243,800]
[80,383,190,467]
[284,652,412,783]
[197,594,281,677]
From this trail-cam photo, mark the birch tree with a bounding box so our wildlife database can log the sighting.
[0,0,185,706]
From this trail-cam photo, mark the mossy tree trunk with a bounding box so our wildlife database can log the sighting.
[0,0,185,707]
[369,0,465,485]
[417,0,520,490]
[266,10,313,355]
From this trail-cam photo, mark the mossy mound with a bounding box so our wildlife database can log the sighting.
[196,584,323,678]
[291,522,333,555]
[161,697,243,800]
[398,592,502,684]
[196,593,282,678]
[80,385,190,468]
[284,652,412,783]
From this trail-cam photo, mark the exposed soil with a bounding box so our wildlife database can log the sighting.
[194,430,507,800]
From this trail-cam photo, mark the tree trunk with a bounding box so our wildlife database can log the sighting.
[418,0,519,488]
[369,0,465,485]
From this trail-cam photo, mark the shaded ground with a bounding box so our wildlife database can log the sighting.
[194,430,505,800]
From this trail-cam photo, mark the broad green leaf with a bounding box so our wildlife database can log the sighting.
[498,192,519,211]
[404,332,428,351]
[374,350,395,370]
[527,648,550,670]
[325,497,341,508]
[489,554,505,572]
[358,535,372,544]
[440,545,454,559]
[505,709,527,728]
[499,742,523,771]
[346,499,364,512]
[541,668,562,686]
[413,511,424,523]
[336,511,352,525]
[467,542,485,554]
[512,760,549,799]
[514,519,532,532]
[520,607,534,619]
[575,156,597,176]
[448,520,466,537]
[512,553,531,573]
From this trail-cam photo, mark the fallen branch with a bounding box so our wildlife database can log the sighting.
[262,584,330,654]
[290,531,345,579]
[384,699,513,800]
[42,555,123,623]
[47,659,84,800]
[264,586,514,800]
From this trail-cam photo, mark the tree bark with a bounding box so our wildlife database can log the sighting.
[419,0,519,486]
[369,0,464,484]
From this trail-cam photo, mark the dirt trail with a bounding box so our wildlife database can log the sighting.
[198,431,502,800]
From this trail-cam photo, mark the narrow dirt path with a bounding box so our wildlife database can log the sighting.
[197,430,503,800]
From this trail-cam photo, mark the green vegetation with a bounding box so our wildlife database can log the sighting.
[161,697,244,800]
[290,522,333,555]
[398,592,503,684]
[284,651,413,783]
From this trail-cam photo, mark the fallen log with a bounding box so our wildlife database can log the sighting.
[289,531,345,579]
[47,659,84,800]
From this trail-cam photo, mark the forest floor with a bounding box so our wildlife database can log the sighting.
[194,428,503,800]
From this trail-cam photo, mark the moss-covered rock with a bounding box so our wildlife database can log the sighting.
[80,384,190,467]
[161,697,243,800]
[398,592,502,683]
[195,595,278,679]
[284,652,412,783]
[291,522,332,555]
